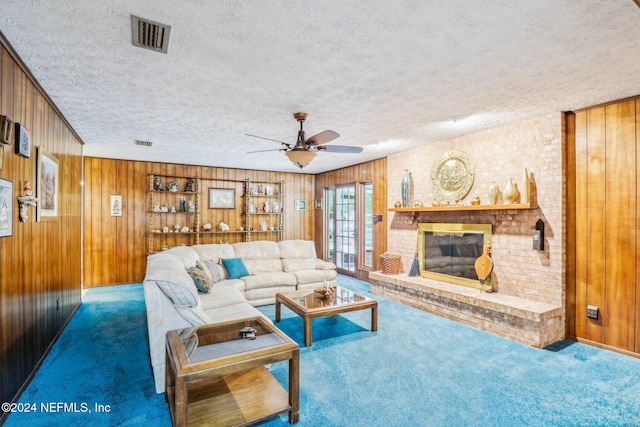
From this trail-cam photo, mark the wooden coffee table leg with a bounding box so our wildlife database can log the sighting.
[303,316,312,347]
[275,300,281,322]
[289,349,300,423]
[371,304,378,332]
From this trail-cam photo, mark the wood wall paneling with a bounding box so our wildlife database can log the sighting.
[571,96,640,355]
[603,100,636,351]
[0,41,83,413]
[565,112,577,338]
[82,160,318,287]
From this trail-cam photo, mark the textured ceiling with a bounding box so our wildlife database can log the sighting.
[1,1,640,173]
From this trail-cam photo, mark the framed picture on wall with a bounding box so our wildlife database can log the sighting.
[295,199,306,211]
[37,148,59,221]
[15,123,31,158]
[208,188,235,209]
[0,116,13,145]
[111,195,123,217]
[0,178,13,237]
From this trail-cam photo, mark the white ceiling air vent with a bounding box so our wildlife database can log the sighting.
[131,15,171,54]
[135,139,153,147]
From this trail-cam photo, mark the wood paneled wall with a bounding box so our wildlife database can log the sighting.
[83,158,316,287]
[569,97,640,355]
[0,39,83,411]
[315,158,388,280]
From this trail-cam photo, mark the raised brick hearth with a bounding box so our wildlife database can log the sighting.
[370,271,564,348]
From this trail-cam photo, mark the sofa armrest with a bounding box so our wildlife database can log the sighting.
[315,259,337,270]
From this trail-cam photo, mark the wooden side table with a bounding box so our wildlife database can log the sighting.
[165,316,299,426]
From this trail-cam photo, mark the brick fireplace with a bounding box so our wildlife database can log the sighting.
[377,113,566,347]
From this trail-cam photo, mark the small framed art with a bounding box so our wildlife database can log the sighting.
[37,148,59,221]
[111,195,123,216]
[0,116,13,145]
[315,199,322,209]
[15,123,31,158]
[0,178,13,237]
[209,188,235,209]
[295,199,307,211]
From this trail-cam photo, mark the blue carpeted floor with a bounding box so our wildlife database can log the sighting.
[5,275,640,426]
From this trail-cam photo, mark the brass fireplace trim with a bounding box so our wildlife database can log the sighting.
[417,223,492,290]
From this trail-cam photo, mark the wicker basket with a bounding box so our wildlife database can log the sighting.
[380,253,402,274]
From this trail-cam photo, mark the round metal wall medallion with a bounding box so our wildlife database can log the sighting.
[430,150,475,203]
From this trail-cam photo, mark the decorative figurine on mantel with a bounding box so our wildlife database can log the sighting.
[167,180,180,192]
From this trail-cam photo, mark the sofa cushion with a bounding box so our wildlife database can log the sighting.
[221,257,250,279]
[186,267,213,293]
[163,246,200,269]
[242,271,296,290]
[233,241,284,273]
[282,258,316,272]
[145,253,199,307]
[277,240,317,259]
[191,244,236,263]
[315,259,337,270]
[198,260,227,282]
[199,283,248,310]
[290,268,337,285]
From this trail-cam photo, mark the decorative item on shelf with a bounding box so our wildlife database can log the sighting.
[265,185,274,196]
[219,221,230,231]
[167,180,180,192]
[184,178,196,193]
[431,150,475,204]
[248,204,257,213]
[260,222,268,231]
[179,196,186,212]
[161,204,169,212]
[471,196,481,205]
[174,224,180,231]
[503,177,519,204]
[272,201,281,213]
[153,177,164,191]
[488,181,499,205]
[238,226,244,231]
[153,204,161,212]
[181,226,189,233]
[163,226,169,233]
[264,201,271,213]
[521,168,530,204]
[401,169,411,208]
[170,206,176,213]
[432,199,441,207]
[203,223,212,231]
[394,201,401,208]
[162,244,169,251]
[23,181,33,196]
[188,200,195,212]
[219,239,229,244]
[17,195,38,222]
[413,200,424,208]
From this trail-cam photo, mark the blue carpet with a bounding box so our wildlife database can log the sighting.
[5,276,640,426]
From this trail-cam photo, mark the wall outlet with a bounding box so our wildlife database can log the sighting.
[586,305,599,319]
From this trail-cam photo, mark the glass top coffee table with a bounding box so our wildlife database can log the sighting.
[275,285,378,347]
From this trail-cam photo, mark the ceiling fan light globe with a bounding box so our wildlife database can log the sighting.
[286,150,317,168]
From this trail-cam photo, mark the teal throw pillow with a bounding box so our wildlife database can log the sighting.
[186,267,214,293]
[221,257,249,279]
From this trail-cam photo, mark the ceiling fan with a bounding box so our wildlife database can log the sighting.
[246,112,363,169]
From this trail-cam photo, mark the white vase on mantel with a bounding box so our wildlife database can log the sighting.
[503,177,519,204]
[521,168,530,204]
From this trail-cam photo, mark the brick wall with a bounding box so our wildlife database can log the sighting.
[386,113,564,307]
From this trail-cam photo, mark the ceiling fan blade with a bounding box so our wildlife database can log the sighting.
[317,145,363,153]
[247,148,286,153]
[306,130,340,146]
[245,133,288,144]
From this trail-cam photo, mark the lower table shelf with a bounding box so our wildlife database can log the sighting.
[183,367,290,427]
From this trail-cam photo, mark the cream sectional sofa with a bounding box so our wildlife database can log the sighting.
[143,239,337,393]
